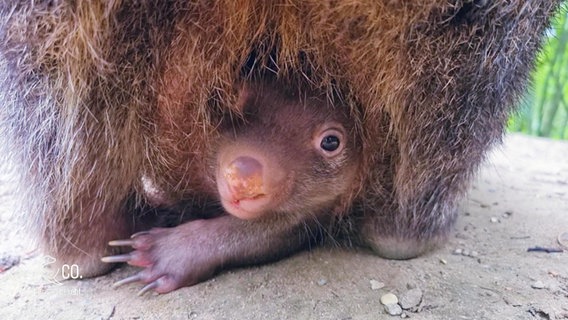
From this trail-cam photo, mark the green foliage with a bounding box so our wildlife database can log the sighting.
[509,6,568,140]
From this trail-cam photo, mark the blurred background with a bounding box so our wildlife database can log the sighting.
[509,7,568,140]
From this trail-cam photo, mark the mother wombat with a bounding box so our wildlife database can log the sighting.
[0,0,561,294]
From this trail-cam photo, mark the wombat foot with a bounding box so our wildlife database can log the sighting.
[102,220,219,295]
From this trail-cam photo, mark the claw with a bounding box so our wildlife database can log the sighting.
[101,253,132,263]
[108,239,135,247]
[131,231,151,238]
[112,274,142,288]
[137,281,159,296]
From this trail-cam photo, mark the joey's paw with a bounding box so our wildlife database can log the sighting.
[101,225,215,295]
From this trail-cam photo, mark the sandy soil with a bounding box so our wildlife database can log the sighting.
[0,133,567,320]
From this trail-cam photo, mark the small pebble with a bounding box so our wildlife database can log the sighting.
[531,281,545,289]
[380,293,399,305]
[453,248,463,255]
[400,288,423,310]
[384,303,403,316]
[462,249,470,257]
[401,312,408,318]
[317,278,328,286]
[370,279,385,290]
[470,250,479,258]
[490,217,499,223]
[439,258,447,265]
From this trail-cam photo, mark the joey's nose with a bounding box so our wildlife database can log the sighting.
[224,156,265,199]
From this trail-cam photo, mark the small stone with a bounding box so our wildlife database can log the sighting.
[370,279,385,290]
[462,249,470,256]
[490,217,499,223]
[531,281,546,289]
[453,248,463,255]
[439,258,447,265]
[470,251,479,258]
[400,288,423,310]
[384,303,403,316]
[401,312,408,318]
[317,278,328,286]
[380,293,399,305]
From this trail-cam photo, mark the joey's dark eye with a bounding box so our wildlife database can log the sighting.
[314,126,345,157]
[320,135,340,152]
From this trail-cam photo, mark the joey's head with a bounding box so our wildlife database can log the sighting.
[216,82,361,220]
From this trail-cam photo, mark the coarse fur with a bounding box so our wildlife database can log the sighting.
[0,1,563,282]
[99,81,363,293]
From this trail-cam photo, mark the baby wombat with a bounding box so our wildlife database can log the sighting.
[102,81,362,294]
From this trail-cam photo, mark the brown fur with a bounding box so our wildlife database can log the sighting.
[98,81,362,292]
[0,1,562,283]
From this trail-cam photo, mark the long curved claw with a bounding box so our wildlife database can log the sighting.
[112,274,142,288]
[101,253,132,263]
[108,239,136,247]
[131,231,151,238]
[137,281,159,296]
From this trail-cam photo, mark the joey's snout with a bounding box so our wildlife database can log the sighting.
[224,156,265,200]
[217,150,288,220]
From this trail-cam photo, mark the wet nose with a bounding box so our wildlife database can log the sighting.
[224,156,264,199]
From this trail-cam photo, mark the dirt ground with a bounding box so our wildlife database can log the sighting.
[0,133,567,320]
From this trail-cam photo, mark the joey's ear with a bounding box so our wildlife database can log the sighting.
[233,82,254,114]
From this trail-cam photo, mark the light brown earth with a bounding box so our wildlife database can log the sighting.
[0,133,567,320]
